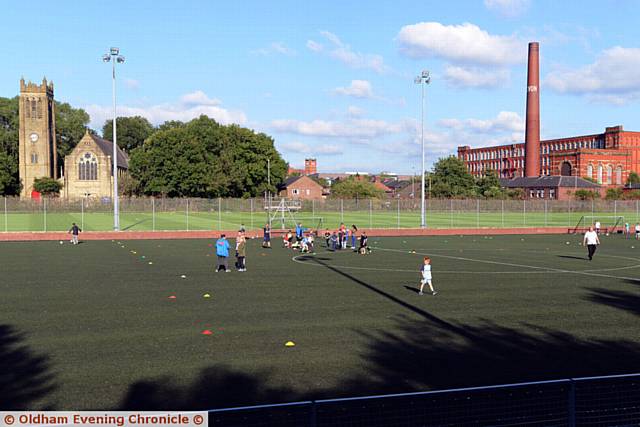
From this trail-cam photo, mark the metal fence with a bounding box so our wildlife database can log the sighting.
[2,196,640,232]
[209,373,640,426]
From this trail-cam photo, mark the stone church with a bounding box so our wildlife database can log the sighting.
[19,78,128,199]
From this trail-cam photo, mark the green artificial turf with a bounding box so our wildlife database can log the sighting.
[2,234,640,410]
[0,209,635,231]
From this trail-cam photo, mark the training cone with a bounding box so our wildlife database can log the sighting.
[203,293,211,298]
[181,275,187,279]
[201,330,213,335]
[285,341,295,347]
[168,295,176,300]
[148,262,153,265]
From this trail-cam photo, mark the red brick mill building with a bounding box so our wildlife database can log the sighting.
[457,41,640,200]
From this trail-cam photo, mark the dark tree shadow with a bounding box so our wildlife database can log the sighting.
[0,324,57,409]
[586,288,640,317]
[403,285,420,294]
[119,366,296,410]
[337,315,640,396]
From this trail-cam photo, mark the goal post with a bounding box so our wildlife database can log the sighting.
[578,216,624,233]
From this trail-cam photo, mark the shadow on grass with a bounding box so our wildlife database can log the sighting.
[557,255,586,261]
[113,259,640,410]
[121,218,151,231]
[0,324,57,409]
[586,288,640,317]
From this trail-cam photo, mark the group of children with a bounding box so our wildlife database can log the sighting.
[322,223,370,254]
[216,221,437,297]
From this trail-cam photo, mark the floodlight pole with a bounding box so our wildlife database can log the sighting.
[415,70,431,228]
[103,47,125,231]
[267,158,272,228]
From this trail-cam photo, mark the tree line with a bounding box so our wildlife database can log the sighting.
[0,96,287,197]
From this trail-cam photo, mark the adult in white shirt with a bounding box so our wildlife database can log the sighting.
[583,226,600,261]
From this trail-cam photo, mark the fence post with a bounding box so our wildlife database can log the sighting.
[568,198,572,227]
[186,198,190,231]
[43,197,47,232]
[369,199,372,229]
[81,198,84,231]
[450,199,453,228]
[4,197,7,232]
[637,200,639,223]
[312,199,315,220]
[523,199,526,226]
[397,198,400,229]
[614,200,617,220]
[591,199,594,218]
[218,197,222,231]
[501,199,504,228]
[152,197,156,232]
[568,379,576,427]
[250,198,254,229]
[340,199,344,223]
[476,199,479,228]
[545,200,547,227]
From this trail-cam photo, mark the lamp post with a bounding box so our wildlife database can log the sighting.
[102,47,125,231]
[414,70,430,228]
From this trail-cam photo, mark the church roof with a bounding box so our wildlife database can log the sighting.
[88,133,129,169]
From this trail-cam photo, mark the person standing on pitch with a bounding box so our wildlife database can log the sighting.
[236,233,246,271]
[595,220,601,235]
[68,222,82,245]
[419,256,437,296]
[625,222,631,239]
[216,234,231,272]
[635,223,640,240]
[350,225,358,251]
[262,223,271,248]
[583,226,600,261]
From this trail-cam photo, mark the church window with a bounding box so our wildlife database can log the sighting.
[587,164,593,178]
[31,99,37,118]
[606,165,613,184]
[79,152,98,180]
[30,153,38,164]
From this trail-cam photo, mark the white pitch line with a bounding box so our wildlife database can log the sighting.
[375,247,640,282]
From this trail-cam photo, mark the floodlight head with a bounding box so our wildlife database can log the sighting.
[116,56,125,63]
[110,47,120,55]
[421,70,430,79]
[102,54,111,62]
[414,77,422,84]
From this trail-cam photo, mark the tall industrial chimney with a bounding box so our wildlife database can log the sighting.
[524,42,540,177]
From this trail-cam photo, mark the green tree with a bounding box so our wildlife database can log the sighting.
[32,177,62,195]
[605,188,623,200]
[330,176,384,199]
[55,102,91,171]
[627,172,640,185]
[102,116,155,152]
[430,156,477,198]
[128,115,286,197]
[0,97,20,195]
[476,170,504,198]
[574,189,600,200]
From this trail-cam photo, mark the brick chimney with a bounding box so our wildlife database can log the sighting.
[524,42,540,177]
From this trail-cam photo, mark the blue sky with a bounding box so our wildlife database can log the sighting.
[3,0,640,174]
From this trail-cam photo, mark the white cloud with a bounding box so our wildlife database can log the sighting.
[332,80,374,98]
[438,111,524,134]
[85,90,247,130]
[308,31,389,74]
[484,0,530,17]
[271,118,413,139]
[443,65,510,88]
[545,46,640,104]
[123,78,140,90]
[306,40,323,52]
[347,106,365,117]
[280,141,343,156]
[252,42,296,56]
[397,22,525,66]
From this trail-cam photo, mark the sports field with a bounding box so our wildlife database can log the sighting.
[0,208,634,232]
[3,234,640,410]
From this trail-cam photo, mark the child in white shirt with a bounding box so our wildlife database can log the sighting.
[419,257,437,296]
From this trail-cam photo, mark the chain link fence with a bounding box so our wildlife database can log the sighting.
[2,196,639,232]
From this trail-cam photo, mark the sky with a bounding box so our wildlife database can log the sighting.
[3,0,640,174]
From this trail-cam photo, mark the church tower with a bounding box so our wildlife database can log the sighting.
[19,77,57,197]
